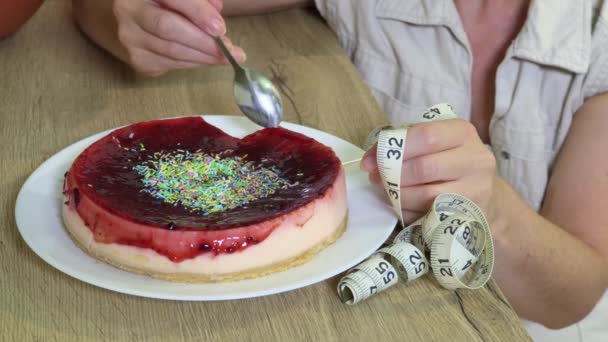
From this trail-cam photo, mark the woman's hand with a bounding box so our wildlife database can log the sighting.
[361,119,497,224]
[112,0,246,76]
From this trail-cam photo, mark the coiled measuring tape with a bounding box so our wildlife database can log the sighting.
[338,103,495,305]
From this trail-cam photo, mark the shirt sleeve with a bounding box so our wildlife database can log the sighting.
[313,0,358,57]
[583,9,608,98]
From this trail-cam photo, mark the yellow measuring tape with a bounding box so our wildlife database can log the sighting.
[338,104,495,305]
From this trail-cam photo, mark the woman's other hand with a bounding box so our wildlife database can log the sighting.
[361,119,497,224]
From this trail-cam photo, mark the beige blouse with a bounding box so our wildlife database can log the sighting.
[314,0,608,340]
[314,0,608,213]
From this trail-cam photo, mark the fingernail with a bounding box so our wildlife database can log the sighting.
[360,154,375,172]
[209,18,226,36]
[221,37,234,51]
[234,47,246,62]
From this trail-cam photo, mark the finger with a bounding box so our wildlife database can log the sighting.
[157,0,226,36]
[361,144,377,172]
[361,119,475,171]
[136,4,245,62]
[145,36,227,65]
[404,119,476,159]
[127,47,201,76]
[219,36,247,63]
[400,182,469,212]
[369,170,381,187]
[401,147,470,187]
[370,172,425,225]
[403,210,425,225]
[371,168,450,212]
[369,143,470,187]
[137,28,232,65]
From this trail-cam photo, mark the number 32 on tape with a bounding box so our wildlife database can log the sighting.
[338,103,495,305]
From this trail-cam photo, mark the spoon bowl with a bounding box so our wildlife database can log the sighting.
[215,37,283,128]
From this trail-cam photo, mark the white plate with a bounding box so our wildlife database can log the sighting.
[15,116,396,301]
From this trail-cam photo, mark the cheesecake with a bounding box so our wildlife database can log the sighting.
[61,117,347,282]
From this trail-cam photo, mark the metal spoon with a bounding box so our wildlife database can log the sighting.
[214,37,283,128]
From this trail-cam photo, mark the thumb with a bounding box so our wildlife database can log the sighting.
[360,144,377,172]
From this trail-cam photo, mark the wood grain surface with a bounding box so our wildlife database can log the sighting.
[0,1,531,341]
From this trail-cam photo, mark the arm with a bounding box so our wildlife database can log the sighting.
[72,0,128,62]
[491,94,608,328]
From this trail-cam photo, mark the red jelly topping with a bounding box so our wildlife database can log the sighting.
[64,117,341,261]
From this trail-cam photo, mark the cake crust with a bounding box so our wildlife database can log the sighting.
[63,202,347,282]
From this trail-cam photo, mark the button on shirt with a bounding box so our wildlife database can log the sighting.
[314,0,608,341]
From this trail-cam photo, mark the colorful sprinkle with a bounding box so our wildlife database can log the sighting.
[133,148,289,215]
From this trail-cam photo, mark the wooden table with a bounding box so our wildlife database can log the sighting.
[0,1,531,341]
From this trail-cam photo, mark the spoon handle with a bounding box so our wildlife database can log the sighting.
[214,36,244,72]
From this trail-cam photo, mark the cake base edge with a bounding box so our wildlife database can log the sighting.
[62,203,348,283]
